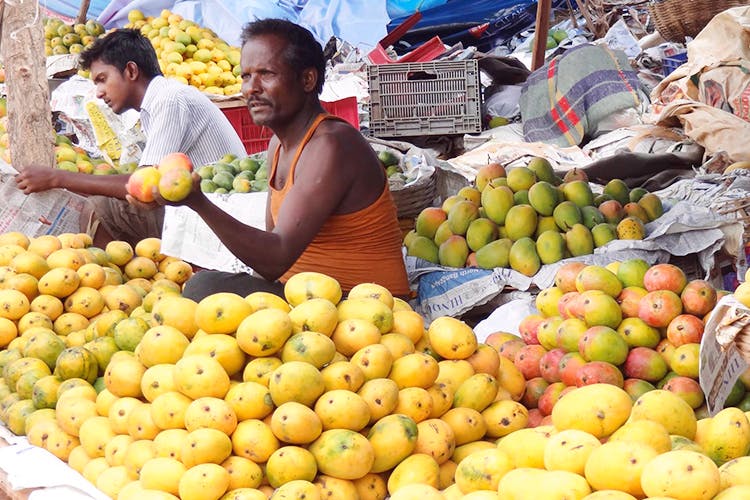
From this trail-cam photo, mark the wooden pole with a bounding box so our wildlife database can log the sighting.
[531,0,553,71]
[1,0,55,171]
[77,0,91,25]
[565,0,578,28]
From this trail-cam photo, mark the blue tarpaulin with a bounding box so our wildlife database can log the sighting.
[388,0,568,53]
[388,0,534,30]
[41,0,390,50]
[97,0,389,50]
[41,0,554,53]
[42,0,109,20]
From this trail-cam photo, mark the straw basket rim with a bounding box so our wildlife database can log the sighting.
[649,0,750,43]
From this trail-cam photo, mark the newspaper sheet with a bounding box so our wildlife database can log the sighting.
[410,201,743,322]
[160,192,268,274]
[0,162,86,237]
[699,295,750,416]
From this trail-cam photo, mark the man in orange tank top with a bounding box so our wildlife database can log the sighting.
[138,19,410,301]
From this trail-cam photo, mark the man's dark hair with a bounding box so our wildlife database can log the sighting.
[79,29,162,79]
[241,19,326,94]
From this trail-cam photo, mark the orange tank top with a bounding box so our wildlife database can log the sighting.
[269,114,410,295]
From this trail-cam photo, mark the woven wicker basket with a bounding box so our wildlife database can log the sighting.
[649,0,749,42]
[390,172,437,220]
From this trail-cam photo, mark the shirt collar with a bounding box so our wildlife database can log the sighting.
[140,75,168,114]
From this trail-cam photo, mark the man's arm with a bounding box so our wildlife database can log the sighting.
[580,150,703,184]
[263,142,275,232]
[15,167,130,198]
[184,132,356,281]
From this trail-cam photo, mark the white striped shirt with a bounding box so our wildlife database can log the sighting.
[139,76,247,168]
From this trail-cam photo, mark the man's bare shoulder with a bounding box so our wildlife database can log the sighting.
[309,119,374,158]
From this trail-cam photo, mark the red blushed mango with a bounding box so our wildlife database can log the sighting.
[564,292,587,321]
[526,408,545,428]
[415,207,447,240]
[623,378,656,402]
[126,166,161,203]
[554,262,587,292]
[498,338,525,362]
[617,286,648,318]
[513,344,547,380]
[662,376,704,409]
[655,338,676,366]
[557,291,580,319]
[520,377,549,409]
[680,280,717,317]
[598,200,624,224]
[484,332,519,353]
[623,202,650,224]
[157,152,194,173]
[563,167,588,183]
[475,162,506,192]
[622,347,668,383]
[575,361,624,388]
[638,290,683,328]
[643,263,687,294]
[537,381,567,416]
[539,348,566,384]
[518,314,544,345]
[666,314,704,347]
[558,352,586,387]
[158,168,193,202]
[578,326,629,366]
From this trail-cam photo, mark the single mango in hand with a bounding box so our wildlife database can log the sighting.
[158,152,194,173]
[126,166,161,203]
[158,168,193,202]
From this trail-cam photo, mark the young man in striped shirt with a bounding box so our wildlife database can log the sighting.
[14,29,246,247]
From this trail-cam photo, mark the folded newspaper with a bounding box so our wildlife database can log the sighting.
[409,201,743,322]
[0,162,87,237]
[700,295,750,416]
[160,193,267,274]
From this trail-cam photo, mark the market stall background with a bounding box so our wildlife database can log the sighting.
[2,1,750,499]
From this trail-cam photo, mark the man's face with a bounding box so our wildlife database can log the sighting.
[90,60,133,114]
[240,34,308,128]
